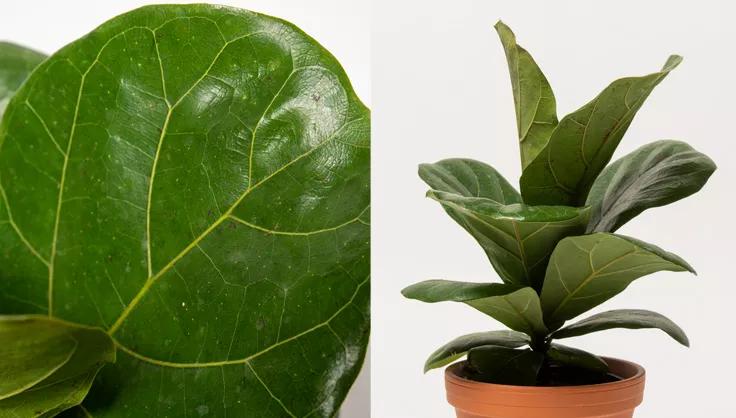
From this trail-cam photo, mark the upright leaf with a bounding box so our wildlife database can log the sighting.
[428,190,589,289]
[0,5,369,417]
[402,280,547,337]
[467,346,543,385]
[0,316,115,417]
[495,22,557,168]
[0,42,45,119]
[552,309,689,346]
[424,330,530,372]
[521,55,682,205]
[540,233,694,328]
[419,158,521,203]
[586,140,716,232]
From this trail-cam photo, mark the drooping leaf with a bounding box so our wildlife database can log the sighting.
[466,345,543,385]
[0,42,46,119]
[0,316,115,417]
[586,140,716,233]
[427,190,589,289]
[0,4,369,417]
[540,233,693,329]
[520,55,682,206]
[494,21,557,168]
[403,280,547,337]
[419,158,521,203]
[552,309,689,346]
[546,343,608,372]
[423,330,530,372]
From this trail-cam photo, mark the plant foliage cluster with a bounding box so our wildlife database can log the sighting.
[402,21,715,385]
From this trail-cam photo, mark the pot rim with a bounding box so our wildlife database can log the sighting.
[445,357,645,394]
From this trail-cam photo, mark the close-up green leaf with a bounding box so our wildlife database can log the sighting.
[0,42,45,119]
[0,316,115,418]
[0,4,369,417]
[586,140,716,233]
[520,55,682,206]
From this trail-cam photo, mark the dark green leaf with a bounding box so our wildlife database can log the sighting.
[424,330,530,372]
[0,316,115,417]
[546,343,608,372]
[419,158,521,203]
[0,42,46,119]
[586,140,716,233]
[428,190,589,289]
[466,346,543,385]
[495,21,557,168]
[0,5,369,417]
[552,309,689,346]
[521,55,682,205]
[403,280,547,337]
[540,233,693,328]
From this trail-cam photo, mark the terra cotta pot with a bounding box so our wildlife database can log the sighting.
[445,357,645,418]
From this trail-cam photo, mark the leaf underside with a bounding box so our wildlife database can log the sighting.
[0,4,369,417]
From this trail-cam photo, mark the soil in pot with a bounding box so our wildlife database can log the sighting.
[460,362,622,386]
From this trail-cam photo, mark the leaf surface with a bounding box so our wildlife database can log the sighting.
[428,190,589,289]
[466,346,543,385]
[419,158,521,203]
[423,330,530,372]
[520,56,682,205]
[0,316,115,417]
[495,21,557,168]
[586,140,716,232]
[540,233,693,328]
[0,5,369,417]
[546,343,607,372]
[403,280,547,337]
[552,309,689,346]
[0,42,46,119]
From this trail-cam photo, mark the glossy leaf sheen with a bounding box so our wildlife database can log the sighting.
[0,5,369,417]
[546,343,608,372]
[540,233,693,328]
[552,309,689,346]
[495,21,557,168]
[423,330,530,372]
[467,346,543,386]
[0,42,46,119]
[521,55,682,206]
[586,140,716,232]
[428,190,589,289]
[0,316,115,417]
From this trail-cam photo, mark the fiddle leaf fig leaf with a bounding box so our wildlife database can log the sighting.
[419,158,521,203]
[0,42,46,119]
[552,309,689,346]
[586,140,716,233]
[521,55,682,206]
[423,330,530,373]
[0,4,369,417]
[427,190,589,289]
[402,280,547,337]
[0,316,115,417]
[495,21,557,168]
[466,346,543,386]
[541,233,694,329]
[546,343,608,372]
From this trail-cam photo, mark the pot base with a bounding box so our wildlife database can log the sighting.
[445,357,645,418]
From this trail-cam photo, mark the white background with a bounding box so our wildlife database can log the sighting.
[0,1,370,417]
[373,0,734,417]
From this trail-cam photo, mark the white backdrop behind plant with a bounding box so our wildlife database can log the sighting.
[372,0,733,417]
[0,1,370,416]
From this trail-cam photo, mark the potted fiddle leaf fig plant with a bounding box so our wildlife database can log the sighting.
[402,21,715,418]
